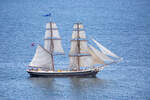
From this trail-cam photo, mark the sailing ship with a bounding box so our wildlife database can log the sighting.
[27,21,122,77]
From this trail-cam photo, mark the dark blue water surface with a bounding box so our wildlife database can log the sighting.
[0,0,150,100]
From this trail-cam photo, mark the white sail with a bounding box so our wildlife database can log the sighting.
[92,39,119,58]
[88,44,113,62]
[29,45,52,69]
[69,56,92,68]
[44,39,64,54]
[80,40,89,54]
[45,30,60,39]
[69,40,89,54]
[79,56,92,67]
[73,23,84,29]
[72,30,86,39]
[69,41,78,55]
[46,22,57,29]
[69,57,78,69]
[88,47,105,65]
[44,22,64,54]
[53,40,64,53]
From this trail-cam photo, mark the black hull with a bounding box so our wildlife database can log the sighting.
[27,70,99,77]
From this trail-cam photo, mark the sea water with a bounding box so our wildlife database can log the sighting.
[0,0,150,100]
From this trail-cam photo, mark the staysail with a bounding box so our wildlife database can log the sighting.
[92,39,119,58]
[69,23,92,70]
[88,44,113,62]
[87,46,105,65]
[29,45,52,70]
[44,22,64,54]
[86,39,121,69]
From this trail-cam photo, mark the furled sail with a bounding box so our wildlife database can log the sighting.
[44,22,64,54]
[29,45,52,69]
[92,39,119,58]
[69,23,91,69]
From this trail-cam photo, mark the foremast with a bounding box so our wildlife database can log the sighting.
[69,23,91,71]
[29,21,64,71]
[44,22,64,71]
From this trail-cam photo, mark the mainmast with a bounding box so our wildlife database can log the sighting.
[77,23,80,70]
[69,23,92,71]
[44,22,64,71]
[49,22,55,71]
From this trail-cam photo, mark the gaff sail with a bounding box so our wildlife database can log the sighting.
[29,45,52,70]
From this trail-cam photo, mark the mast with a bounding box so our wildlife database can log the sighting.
[50,22,55,71]
[77,23,80,70]
[44,22,64,71]
[69,23,92,71]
